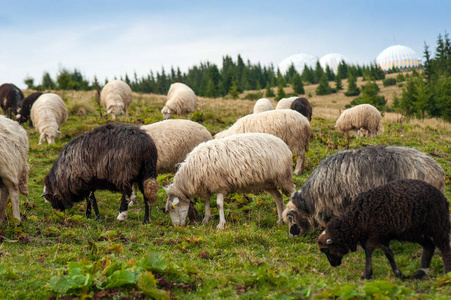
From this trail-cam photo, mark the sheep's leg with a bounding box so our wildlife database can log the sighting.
[437,242,451,275]
[294,152,305,175]
[203,197,211,224]
[266,188,285,225]
[2,179,20,221]
[380,243,403,278]
[117,193,129,222]
[127,183,138,207]
[86,192,100,220]
[0,187,9,223]
[411,237,436,279]
[216,193,226,229]
[362,246,374,279]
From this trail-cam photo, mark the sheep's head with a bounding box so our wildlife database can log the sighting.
[15,113,27,123]
[161,107,172,120]
[317,230,350,267]
[282,197,312,237]
[163,185,190,227]
[40,184,73,211]
[107,103,125,120]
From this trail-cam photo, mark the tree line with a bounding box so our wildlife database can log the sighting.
[23,55,380,99]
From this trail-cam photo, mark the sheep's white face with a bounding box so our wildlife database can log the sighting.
[166,197,190,227]
[161,107,172,120]
[108,104,124,119]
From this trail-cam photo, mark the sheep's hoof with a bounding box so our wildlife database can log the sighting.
[277,219,284,225]
[361,275,372,280]
[142,219,150,225]
[217,223,225,229]
[202,218,210,224]
[117,211,128,221]
[411,270,426,280]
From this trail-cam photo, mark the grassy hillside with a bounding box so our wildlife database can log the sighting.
[1,77,451,299]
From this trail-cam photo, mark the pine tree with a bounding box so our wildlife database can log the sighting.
[229,81,240,99]
[265,83,275,97]
[325,65,335,81]
[335,74,343,91]
[314,61,324,84]
[344,74,360,96]
[292,73,304,95]
[275,84,286,101]
[316,73,334,95]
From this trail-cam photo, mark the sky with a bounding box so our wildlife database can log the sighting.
[0,0,449,89]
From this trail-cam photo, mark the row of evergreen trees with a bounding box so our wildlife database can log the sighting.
[23,55,381,98]
[397,32,451,121]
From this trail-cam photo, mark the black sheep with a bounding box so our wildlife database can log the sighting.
[41,123,159,224]
[0,83,24,118]
[290,97,312,121]
[16,92,43,127]
[317,179,451,280]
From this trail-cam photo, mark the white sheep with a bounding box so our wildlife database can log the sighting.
[30,93,68,145]
[215,109,310,175]
[275,96,297,110]
[253,98,273,114]
[335,104,384,139]
[127,119,212,206]
[100,80,133,120]
[0,115,29,222]
[161,82,197,119]
[164,133,296,229]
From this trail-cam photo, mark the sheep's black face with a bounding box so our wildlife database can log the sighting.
[41,186,73,211]
[321,248,343,267]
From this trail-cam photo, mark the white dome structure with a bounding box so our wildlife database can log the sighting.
[278,53,319,75]
[320,53,350,74]
[376,45,419,72]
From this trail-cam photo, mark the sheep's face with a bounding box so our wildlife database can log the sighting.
[40,185,69,211]
[161,107,172,120]
[108,104,124,119]
[282,201,311,237]
[317,230,349,267]
[166,196,190,227]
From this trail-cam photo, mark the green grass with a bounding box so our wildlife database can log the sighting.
[1,94,451,299]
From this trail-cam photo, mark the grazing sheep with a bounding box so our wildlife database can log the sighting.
[41,123,159,224]
[16,92,43,127]
[30,93,68,144]
[335,104,384,139]
[290,97,312,121]
[164,133,296,229]
[100,80,133,120]
[127,119,212,206]
[275,97,297,110]
[215,109,310,175]
[161,82,197,119]
[253,98,273,114]
[283,145,445,237]
[318,179,451,280]
[0,115,29,222]
[0,83,24,118]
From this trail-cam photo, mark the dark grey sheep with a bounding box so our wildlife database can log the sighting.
[42,123,159,224]
[16,92,43,127]
[318,179,451,280]
[0,83,24,118]
[290,97,312,121]
[283,145,445,237]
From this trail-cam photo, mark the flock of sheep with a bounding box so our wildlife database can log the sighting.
[0,79,449,280]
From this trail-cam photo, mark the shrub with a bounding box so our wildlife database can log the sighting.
[383,78,397,87]
[244,92,263,100]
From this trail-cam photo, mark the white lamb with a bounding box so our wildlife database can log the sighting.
[101,80,133,120]
[127,120,212,206]
[0,115,29,222]
[275,96,297,110]
[335,104,384,139]
[164,133,296,229]
[30,93,68,145]
[161,83,197,119]
[253,98,273,114]
[215,109,311,175]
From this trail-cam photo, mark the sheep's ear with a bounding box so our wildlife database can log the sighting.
[326,238,333,245]
[172,198,180,208]
[40,186,48,198]
[107,109,112,114]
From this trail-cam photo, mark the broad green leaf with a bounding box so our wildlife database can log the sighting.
[104,269,137,289]
[137,271,157,291]
[139,253,167,272]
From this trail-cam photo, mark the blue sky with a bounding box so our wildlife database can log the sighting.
[0,0,449,88]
